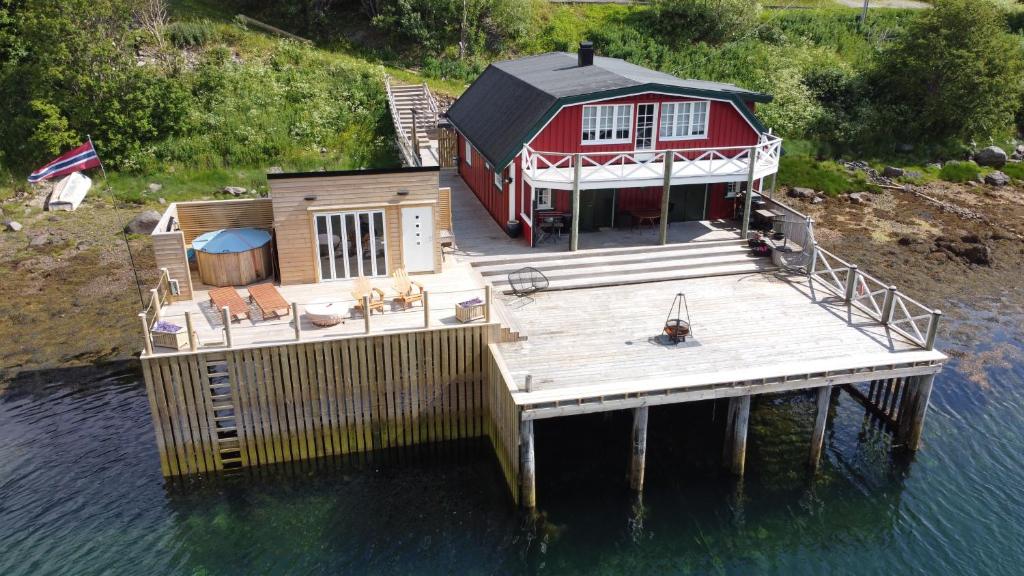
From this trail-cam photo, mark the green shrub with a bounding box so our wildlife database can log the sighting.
[778,155,875,196]
[999,162,1024,180]
[166,20,217,48]
[939,160,983,183]
[648,0,761,45]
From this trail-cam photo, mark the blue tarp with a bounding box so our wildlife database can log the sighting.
[192,228,271,254]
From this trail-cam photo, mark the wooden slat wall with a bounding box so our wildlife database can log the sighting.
[438,187,452,231]
[142,324,496,478]
[438,127,458,168]
[484,342,521,505]
[176,199,274,244]
[269,170,442,285]
[152,230,193,301]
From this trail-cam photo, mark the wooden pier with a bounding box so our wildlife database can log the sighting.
[139,171,946,509]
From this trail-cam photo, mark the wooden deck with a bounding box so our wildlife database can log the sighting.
[493,270,946,417]
[158,262,489,352]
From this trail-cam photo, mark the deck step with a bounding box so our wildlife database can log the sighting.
[473,242,752,276]
[492,260,776,293]
[467,238,746,268]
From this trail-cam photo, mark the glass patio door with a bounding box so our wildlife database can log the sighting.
[635,103,657,158]
[315,210,387,280]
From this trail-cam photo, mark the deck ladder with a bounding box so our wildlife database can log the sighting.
[205,358,244,470]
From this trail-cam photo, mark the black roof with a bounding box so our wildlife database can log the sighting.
[446,52,773,170]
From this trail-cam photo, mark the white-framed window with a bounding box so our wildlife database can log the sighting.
[464,140,472,166]
[660,101,709,140]
[582,104,633,144]
[494,167,503,191]
[535,188,552,209]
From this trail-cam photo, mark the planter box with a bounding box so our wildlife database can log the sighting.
[456,301,485,323]
[152,328,189,350]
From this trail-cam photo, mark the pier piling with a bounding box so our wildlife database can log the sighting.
[724,395,751,476]
[630,406,649,491]
[520,419,536,508]
[809,386,831,470]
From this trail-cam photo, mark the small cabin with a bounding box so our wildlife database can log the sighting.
[150,167,445,299]
[445,42,781,247]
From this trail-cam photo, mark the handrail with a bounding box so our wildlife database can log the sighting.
[385,75,420,167]
[808,244,942,350]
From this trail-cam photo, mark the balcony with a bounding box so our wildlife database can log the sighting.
[520,134,782,190]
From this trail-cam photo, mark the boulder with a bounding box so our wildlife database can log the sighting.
[3,220,22,232]
[788,187,815,199]
[882,166,904,178]
[147,183,163,193]
[984,171,1010,186]
[1016,144,1024,155]
[157,197,167,205]
[124,210,162,234]
[811,196,824,204]
[973,146,1008,168]
[222,186,247,196]
[267,166,284,174]
[958,244,992,266]
[960,233,982,244]
[848,192,872,205]
[29,233,49,247]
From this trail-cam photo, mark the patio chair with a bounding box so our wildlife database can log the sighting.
[391,267,424,308]
[247,283,290,319]
[209,287,249,322]
[507,267,549,296]
[351,276,386,315]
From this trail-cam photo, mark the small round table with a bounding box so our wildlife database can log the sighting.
[305,299,346,327]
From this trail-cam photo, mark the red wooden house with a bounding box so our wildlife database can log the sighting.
[445,42,782,249]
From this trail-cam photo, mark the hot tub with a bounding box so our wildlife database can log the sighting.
[192,228,273,287]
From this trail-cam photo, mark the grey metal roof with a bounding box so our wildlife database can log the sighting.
[446,52,773,170]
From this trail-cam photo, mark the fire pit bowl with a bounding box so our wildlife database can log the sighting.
[664,318,690,343]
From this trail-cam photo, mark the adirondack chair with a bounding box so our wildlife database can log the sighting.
[351,276,385,315]
[391,268,424,309]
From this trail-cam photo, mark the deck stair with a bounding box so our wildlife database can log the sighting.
[385,76,440,167]
[471,239,777,293]
[205,358,244,470]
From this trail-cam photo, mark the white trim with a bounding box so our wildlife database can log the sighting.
[520,211,533,227]
[493,166,503,191]
[659,100,710,141]
[528,90,759,151]
[634,102,658,153]
[535,187,553,210]
[465,139,473,166]
[581,103,634,145]
[313,209,389,281]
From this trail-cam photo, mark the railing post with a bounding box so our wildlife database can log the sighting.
[881,286,898,324]
[363,295,372,334]
[925,309,942,350]
[485,285,492,323]
[139,312,153,356]
[293,302,301,341]
[524,374,533,393]
[151,288,161,320]
[185,311,198,352]
[221,306,232,348]
[844,264,859,303]
[659,153,673,245]
[423,290,430,328]
[808,242,819,279]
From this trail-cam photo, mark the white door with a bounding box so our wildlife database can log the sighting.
[401,206,434,272]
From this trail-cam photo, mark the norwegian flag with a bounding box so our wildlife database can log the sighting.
[28,141,102,183]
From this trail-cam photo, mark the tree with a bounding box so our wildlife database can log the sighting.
[649,0,761,45]
[869,0,1024,145]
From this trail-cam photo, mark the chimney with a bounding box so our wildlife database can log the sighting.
[578,41,594,67]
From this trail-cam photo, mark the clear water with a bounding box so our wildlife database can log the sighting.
[2,315,1022,575]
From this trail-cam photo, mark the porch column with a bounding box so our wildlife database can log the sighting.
[630,406,649,491]
[570,153,581,252]
[723,395,751,476]
[659,154,673,245]
[740,144,757,238]
[808,385,831,470]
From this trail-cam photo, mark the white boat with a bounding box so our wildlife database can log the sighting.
[47,172,92,211]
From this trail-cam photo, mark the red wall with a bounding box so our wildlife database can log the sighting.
[458,132,508,227]
[529,93,760,156]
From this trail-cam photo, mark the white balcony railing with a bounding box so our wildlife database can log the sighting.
[521,134,782,190]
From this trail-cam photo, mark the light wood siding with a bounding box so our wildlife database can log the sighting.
[152,230,193,300]
[142,324,497,478]
[176,199,274,244]
[485,342,521,505]
[269,170,442,285]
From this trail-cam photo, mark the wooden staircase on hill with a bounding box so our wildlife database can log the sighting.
[385,76,441,167]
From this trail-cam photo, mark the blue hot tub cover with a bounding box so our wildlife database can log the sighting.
[192,228,271,254]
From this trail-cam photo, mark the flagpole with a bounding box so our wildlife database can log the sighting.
[89,134,145,308]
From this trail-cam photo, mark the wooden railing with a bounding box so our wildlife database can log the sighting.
[521,134,782,187]
[139,268,179,355]
[142,285,495,357]
[385,75,420,167]
[809,245,941,350]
